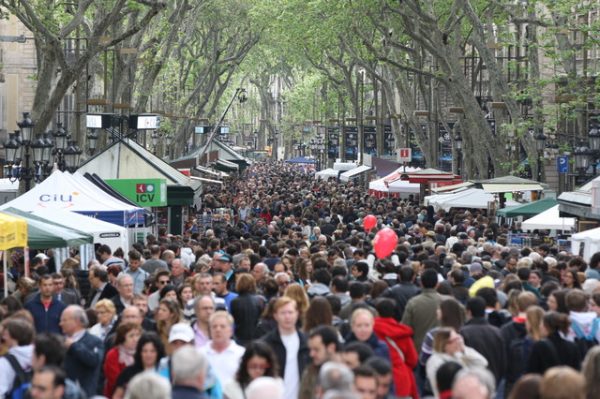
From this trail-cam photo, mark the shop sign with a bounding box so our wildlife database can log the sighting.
[106,179,167,207]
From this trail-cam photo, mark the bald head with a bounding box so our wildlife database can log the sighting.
[121,306,143,325]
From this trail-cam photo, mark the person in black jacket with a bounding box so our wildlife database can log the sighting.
[527,311,581,375]
[230,274,264,345]
[381,266,420,321]
[87,266,118,308]
[261,296,309,399]
[460,297,506,386]
[61,305,104,397]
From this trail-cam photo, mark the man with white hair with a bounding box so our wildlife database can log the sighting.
[171,346,209,399]
[111,274,135,315]
[199,311,245,384]
[451,368,495,399]
[60,305,104,397]
[125,371,171,399]
[245,377,284,399]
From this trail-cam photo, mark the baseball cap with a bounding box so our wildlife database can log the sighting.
[168,323,195,343]
[35,253,49,261]
[219,253,232,263]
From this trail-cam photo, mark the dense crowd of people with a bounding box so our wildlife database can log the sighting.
[2,161,600,399]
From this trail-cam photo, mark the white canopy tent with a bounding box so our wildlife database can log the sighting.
[521,205,575,232]
[369,178,420,196]
[340,165,372,182]
[0,170,145,226]
[333,162,358,171]
[315,168,340,180]
[426,188,495,211]
[31,208,129,269]
[571,227,600,262]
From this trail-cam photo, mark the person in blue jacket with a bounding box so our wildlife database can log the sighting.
[24,274,66,334]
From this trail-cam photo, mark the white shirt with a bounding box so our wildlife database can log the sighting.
[281,331,300,399]
[199,340,245,385]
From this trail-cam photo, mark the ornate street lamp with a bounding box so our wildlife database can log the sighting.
[588,124,600,152]
[63,140,82,172]
[574,145,592,173]
[16,112,34,144]
[454,134,463,176]
[87,129,98,155]
[31,135,48,164]
[52,123,69,152]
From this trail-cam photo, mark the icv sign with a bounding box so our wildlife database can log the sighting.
[106,179,167,207]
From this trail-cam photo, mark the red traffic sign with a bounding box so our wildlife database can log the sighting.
[397,148,412,163]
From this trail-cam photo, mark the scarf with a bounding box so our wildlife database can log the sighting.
[118,345,136,366]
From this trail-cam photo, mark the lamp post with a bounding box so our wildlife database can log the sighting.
[3,113,36,191]
[87,129,99,155]
[588,118,600,175]
[574,144,592,175]
[534,130,546,182]
[454,134,463,176]
[63,140,82,172]
[52,122,70,172]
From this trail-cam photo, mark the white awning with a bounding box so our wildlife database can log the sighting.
[482,183,543,193]
[215,159,239,170]
[431,182,474,193]
[195,165,227,178]
[340,165,372,182]
[189,176,223,185]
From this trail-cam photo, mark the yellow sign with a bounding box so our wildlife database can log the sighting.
[0,212,28,250]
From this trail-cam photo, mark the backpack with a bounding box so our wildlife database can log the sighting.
[571,319,599,358]
[3,354,32,399]
[506,335,532,383]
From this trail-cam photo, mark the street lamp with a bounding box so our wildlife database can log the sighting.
[87,129,98,155]
[534,130,546,181]
[63,140,82,172]
[3,113,36,191]
[574,145,592,174]
[16,112,34,143]
[454,134,463,176]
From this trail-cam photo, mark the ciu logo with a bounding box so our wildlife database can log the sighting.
[38,192,80,208]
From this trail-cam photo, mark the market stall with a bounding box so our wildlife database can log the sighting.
[0,211,27,297]
[315,168,340,180]
[571,227,600,262]
[496,198,558,218]
[3,207,93,272]
[0,170,145,227]
[521,205,576,232]
[425,188,495,212]
[368,178,420,198]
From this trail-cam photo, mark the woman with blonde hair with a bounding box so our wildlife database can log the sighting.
[582,346,600,399]
[89,299,117,340]
[284,283,309,325]
[526,306,545,342]
[155,298,183,352]
[425,327,487,398]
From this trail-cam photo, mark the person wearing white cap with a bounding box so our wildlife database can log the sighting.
[157,323,223,398]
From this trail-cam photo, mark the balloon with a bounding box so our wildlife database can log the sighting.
[363,215,377,231]
[373,227,398,259]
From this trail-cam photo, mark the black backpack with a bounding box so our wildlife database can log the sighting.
[4,354,32,399]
